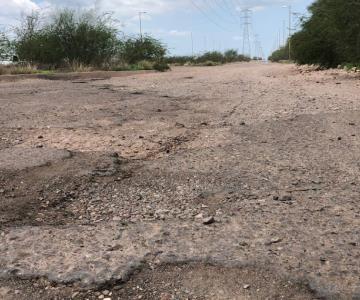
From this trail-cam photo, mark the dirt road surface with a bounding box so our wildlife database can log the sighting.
[0,62,360,299]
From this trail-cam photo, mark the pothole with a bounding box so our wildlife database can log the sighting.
[115,263,317,300]
[0,147,72,171]
[0,263,318,299]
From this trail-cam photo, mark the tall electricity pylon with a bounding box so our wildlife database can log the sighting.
[241,9,252,57]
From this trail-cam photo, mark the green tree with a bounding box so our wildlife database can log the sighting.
[291,0,360,67]
[268,44,289,62]
[15,10,119,67]
[119,36,167,64]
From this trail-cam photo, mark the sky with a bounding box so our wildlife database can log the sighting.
[0,0,314,57]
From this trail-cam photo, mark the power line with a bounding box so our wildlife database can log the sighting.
[189,0,234,32]
[210,0,241,24]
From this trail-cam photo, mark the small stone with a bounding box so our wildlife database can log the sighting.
[280,195,292,202]
[102,290,110,295]
[36,144,44,148]
[240,121,246,126]
[195,213,203,219]
[38,135,44,139]
[109,152,119,158]
[175,122,185,128]
[98,295,104,299]
[243,284,250,289]
[265,237,282,245]
[337,137,342,141]
[203,216,215,225]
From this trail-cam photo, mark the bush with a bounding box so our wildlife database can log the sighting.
[224,49,238,63]
[153,61,170,72]
[165,56,194,66]
[137,60,154,70]
[165,50,250,67]
[199,61,221,67]
[291,0,360,67]
[119,36,167,65]
[197,51,224,64]
[15,10,119,67]
[269,45,289,62]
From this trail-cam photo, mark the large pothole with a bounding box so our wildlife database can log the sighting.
[0,263,318,299]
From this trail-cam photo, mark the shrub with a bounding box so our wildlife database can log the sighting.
[165,50,250,66]
[269,45,289,62]
[200,61,220,67]
[196,51,224,64]
[137,60,155,70]
[153,61,170,72]
[15,10,119,67]
[165,56,194,66]
[291,0,360,67]
[119,36,167,65]
[224,49,238,63]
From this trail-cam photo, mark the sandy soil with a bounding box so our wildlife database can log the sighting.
[0,62,360,299]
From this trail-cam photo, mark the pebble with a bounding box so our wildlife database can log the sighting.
[202,216,215,225]
[243,284,250,289]
[265,237,282,245]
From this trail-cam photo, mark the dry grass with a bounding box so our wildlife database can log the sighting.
[68,61,94,73]
[0,64,39,75]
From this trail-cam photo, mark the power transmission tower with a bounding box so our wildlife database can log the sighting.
[241,9,252,58]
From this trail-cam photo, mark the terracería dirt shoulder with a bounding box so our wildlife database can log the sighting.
[0,63,359,299]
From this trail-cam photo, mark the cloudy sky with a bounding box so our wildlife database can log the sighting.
[0,0,314,57]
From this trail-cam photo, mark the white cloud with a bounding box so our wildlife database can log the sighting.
[0,0,39,27]
[43,0,182,18]
[168,30,190,37]
[232,0,291,10]
[0,0,183,28]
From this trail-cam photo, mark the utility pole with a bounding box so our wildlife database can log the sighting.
[191,32,194,57]
[282,5,292,60]
[138,11,146,41]
[288,5,292,60]
[283,20,286,46]
[241,9,252,58]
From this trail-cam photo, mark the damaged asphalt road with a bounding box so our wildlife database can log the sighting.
[0,62,360,299]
